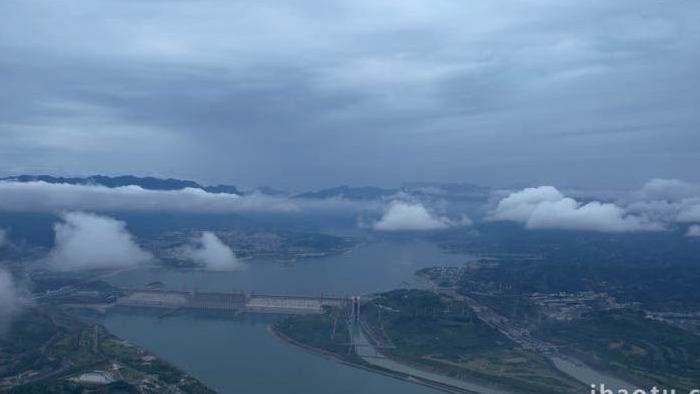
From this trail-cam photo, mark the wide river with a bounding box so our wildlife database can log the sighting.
[98,239,466,394]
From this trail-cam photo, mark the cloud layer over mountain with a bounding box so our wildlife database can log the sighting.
[184,232,243,271]
[47,211,152,270]
[0,181,298,213]
[2,177,700,237]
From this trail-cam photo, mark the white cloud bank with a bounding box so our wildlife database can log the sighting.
[0,181,298,214]
[184,231,243,271]
[372,201,469,231]
[488,186,662,232]
[48,211,152,271]
[0,269,26,333]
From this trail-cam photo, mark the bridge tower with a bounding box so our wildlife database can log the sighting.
[350,296,361,323]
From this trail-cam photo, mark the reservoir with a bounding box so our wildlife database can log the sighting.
[99,239,466,394]
[96,238,634,393]
[105,239,466,296]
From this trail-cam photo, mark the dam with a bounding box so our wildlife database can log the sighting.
[114,288,348,315]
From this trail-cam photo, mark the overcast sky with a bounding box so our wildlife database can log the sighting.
[1,0,698,190]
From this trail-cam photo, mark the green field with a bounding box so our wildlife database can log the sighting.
[363,290,584,394]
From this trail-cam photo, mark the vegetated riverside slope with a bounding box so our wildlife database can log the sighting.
[0,306,216,394]
[535,310,700,391]
[275,290,585,394]
[362,290,584,394]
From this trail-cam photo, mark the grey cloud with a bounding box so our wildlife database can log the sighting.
[638,178,700,201]
[626,197,700,225]
[0,0,699,188]
[0,181,298,213]
[47,211,153,271]
[625,179,700,225]
[687,225,700,238]
[184,232,244,271]
[677,203,700,223]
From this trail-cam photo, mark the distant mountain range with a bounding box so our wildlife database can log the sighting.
[0,175,240,195]
[1,175,491,201]
[293,185,397,200]
[294,182,490,202]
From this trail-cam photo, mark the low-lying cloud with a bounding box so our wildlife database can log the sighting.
[687,225,700,238]
[372,201,469,231]
[627,179,700,226]
[48,211,152,271]
[0,269,26,333]
[677,202,700,223]
[488,186,662,232]
[487,186,565,223]
[639,178,700,202]
[0,181,298,214]
[184,231,243,271]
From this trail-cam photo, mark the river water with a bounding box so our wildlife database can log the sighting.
[96,239,634,393]
[98,239,465,394]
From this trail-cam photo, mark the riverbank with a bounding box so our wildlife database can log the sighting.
[1,307,217,394]
[268,324,477,394]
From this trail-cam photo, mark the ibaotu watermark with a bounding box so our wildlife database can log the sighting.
[591,384,700,394]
